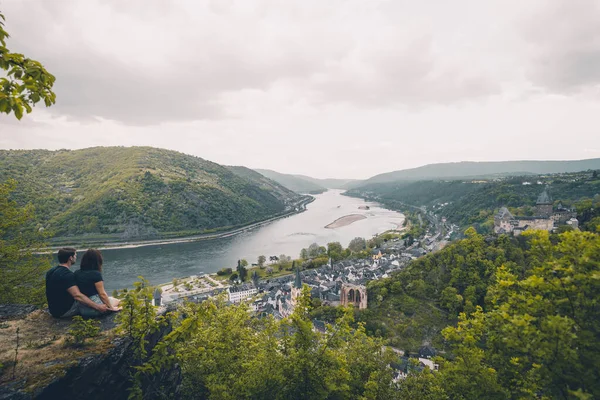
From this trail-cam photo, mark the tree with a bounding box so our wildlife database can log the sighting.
[266,266,273,275]
[236,260,248,282]
[307,242,321,258]
[556,224,574,233]
[439,286,463,314]
[397,369,448,400]
[0,12,56,119]
[251,270,260,288]
[300,248,308,259]
[258,255,266,268]
[327,242,344,261]
[436,231,600,399]
[348,237,366,253]
[0,179,51,305]
[229,272,239,283]
[217,267,232,276]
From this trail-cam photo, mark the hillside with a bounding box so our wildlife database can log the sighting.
[357,230,600,398]
[0,147,301,241]
[253,169,327,194]
[226,166,300,202]
[359,158,600,185]
[347,171,600,233]
[291,175,359,190]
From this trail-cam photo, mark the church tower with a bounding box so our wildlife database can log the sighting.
[535,186,553,217]
[290,266,302,306]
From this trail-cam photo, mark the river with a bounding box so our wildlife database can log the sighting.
[84,190,404,291]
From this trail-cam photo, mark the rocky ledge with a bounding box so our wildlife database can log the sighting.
[0,305,179,400]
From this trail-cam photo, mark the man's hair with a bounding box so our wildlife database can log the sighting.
[57,247,77,264]
[80,249,103,272]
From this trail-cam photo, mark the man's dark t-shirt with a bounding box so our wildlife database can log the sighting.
[45,266,76,317]
[74,270,103,297]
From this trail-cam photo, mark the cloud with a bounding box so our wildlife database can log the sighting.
[1,0,499,125]
[523,0,600,93]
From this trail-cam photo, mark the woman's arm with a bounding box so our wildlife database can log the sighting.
[67,286,108,313]
[94,280,119,311]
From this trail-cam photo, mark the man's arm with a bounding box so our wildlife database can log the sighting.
[67,286,108,313]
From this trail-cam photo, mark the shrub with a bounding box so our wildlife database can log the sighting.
[68,316,100,347]
[217,268,233,276]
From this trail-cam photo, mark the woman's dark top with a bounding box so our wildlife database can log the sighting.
[74,269,103,297]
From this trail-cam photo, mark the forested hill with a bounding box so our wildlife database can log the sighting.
[359,158,600,185]
[357,229,600,398]
[0,147,302,241]
[226,166,299,202]
[254,169,327,194]
[347,171,600,232]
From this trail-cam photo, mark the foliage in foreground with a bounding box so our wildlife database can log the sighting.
[367,229,600,399]
[1,11,56,119]
[124,287,403,400]
[0,179,51,305]
[118,229,600,399]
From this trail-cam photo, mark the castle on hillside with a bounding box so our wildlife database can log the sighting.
[494,187,578,235]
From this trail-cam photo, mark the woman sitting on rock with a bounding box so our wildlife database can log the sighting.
[75,249,121,317]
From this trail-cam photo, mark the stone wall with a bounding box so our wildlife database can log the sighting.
[517,218,554,232]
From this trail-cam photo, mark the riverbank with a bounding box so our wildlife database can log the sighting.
[40,195,315,253]
[76,190,406,292]
[325,214,367,229]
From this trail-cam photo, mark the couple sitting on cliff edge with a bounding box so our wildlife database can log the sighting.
[45,248,122,318]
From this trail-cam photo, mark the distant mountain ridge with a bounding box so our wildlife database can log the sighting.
[358,159,600,186]
[253,169,327,194]
[0,147,302,241]
[291,175,358,190]
[254,169,357,193]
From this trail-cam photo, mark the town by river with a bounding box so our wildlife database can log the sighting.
[96,190,404,291]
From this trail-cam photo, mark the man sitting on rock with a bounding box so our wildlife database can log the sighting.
[45,248,108,318]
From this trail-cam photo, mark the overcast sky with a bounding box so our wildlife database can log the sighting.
[1,0,600,179]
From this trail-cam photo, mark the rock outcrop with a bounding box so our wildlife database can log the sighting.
[0,307,180,400]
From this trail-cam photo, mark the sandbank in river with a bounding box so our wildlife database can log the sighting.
[325,214,367,229]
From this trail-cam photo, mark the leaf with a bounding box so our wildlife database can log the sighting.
[13,102,23,120]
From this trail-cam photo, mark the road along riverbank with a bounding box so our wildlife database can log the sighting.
[39,195,315,253]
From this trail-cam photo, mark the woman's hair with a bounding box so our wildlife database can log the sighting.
[80,249,103,272]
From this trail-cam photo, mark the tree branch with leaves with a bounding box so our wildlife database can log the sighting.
[0,11,56,119]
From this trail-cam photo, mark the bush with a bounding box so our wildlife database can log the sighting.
[67,316,100,347]
[217,268,233,276]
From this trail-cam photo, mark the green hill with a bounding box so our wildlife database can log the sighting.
[0,147,301,242]
[358,158,600,185]
[347,171,600,233]
[253,169,327,194]
[226,166,299,202]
